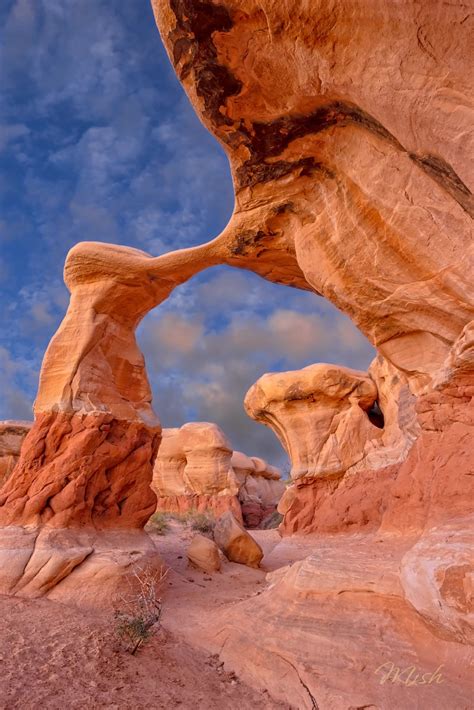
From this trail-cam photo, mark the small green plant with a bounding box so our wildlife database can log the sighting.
[166,509,216,536]
[114,566,167,655]
[146,512,169,535]
[187,511,215,536]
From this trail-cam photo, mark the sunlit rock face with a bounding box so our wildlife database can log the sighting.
[152,0,473,393]
[245,363,380,482]
[0,241,219,604]
[151,2,473,706]
[0,421,32,487]
[152,425,284,526]
[152,422,242,521]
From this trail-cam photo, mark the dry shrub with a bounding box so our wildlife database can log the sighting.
[146,512,169,535]
[167,509,216,537]
[114,566,167,655]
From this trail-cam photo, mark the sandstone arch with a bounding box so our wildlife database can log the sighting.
[151,0,473,391]
[0,0,472,619]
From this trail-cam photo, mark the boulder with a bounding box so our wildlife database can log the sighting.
[187,534,221,574]
[214,511,263,568]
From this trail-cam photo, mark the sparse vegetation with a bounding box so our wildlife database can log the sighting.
[146,512,170,535]
[114,566,167,655]
[186,511,215,536]
[146,509,216,537]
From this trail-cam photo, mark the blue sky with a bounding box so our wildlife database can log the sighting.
[0,0,374,467]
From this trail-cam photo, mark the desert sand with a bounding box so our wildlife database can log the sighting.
[0,522,288,710]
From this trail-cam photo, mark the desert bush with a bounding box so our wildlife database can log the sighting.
[167,509,215,536]
[114,566,167,655]
[186,510,215,536]
[146,512,169,535]
[261,511,283,529]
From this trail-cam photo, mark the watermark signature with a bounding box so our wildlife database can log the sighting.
[374,662,445,687]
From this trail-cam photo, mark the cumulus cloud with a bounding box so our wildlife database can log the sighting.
[0,346,36,420]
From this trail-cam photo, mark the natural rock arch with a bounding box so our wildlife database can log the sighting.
[0,0,472,607]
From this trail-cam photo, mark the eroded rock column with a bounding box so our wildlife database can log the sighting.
[0,240,219,604]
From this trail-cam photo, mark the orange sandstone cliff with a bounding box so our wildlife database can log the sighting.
[149,1,473,706]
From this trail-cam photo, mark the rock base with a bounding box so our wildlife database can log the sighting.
[280,374,474,536]
[155,493,243,525]
[0,525,163,608]
[212,528,472,709]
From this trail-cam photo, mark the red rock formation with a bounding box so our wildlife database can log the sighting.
[0,241,219,603]
[0,421,31,487]
[151,0,473,393]
[275,370,473,536]
[152,425,284,526]
[235,454,285,528]
[149,2,473,705]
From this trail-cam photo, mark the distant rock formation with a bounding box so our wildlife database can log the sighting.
[152,423,284,527]
[0,421,32,487]
[232,451,285,528]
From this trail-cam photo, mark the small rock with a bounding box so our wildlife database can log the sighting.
[187,534,221,573]
[214,511,263,568]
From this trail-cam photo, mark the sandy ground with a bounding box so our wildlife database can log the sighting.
[0,522,303,710]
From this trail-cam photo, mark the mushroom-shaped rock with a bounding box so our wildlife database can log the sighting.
[231,450,256,486]
[214,511,263,568]
[245,363,380,482]
[152,423,242,522]
[180,422,238,496]
[0,421,32,487]
[187,534,221,573]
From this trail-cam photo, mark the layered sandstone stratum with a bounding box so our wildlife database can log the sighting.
[152,422,284,526]
[0,0,471,706]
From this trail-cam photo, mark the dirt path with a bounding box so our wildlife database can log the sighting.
[0,523,302,710]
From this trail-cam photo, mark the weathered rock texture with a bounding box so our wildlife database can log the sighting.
[0,421,32,487]
[0,241,218,603]
[152,424,284,526]
[233,452,285,528]
[151,0,473,395]
[246,349,472,537]
[150,1,473,706]
[152,422,241,521]
[214,510,263,568]
[187,533,221,573]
